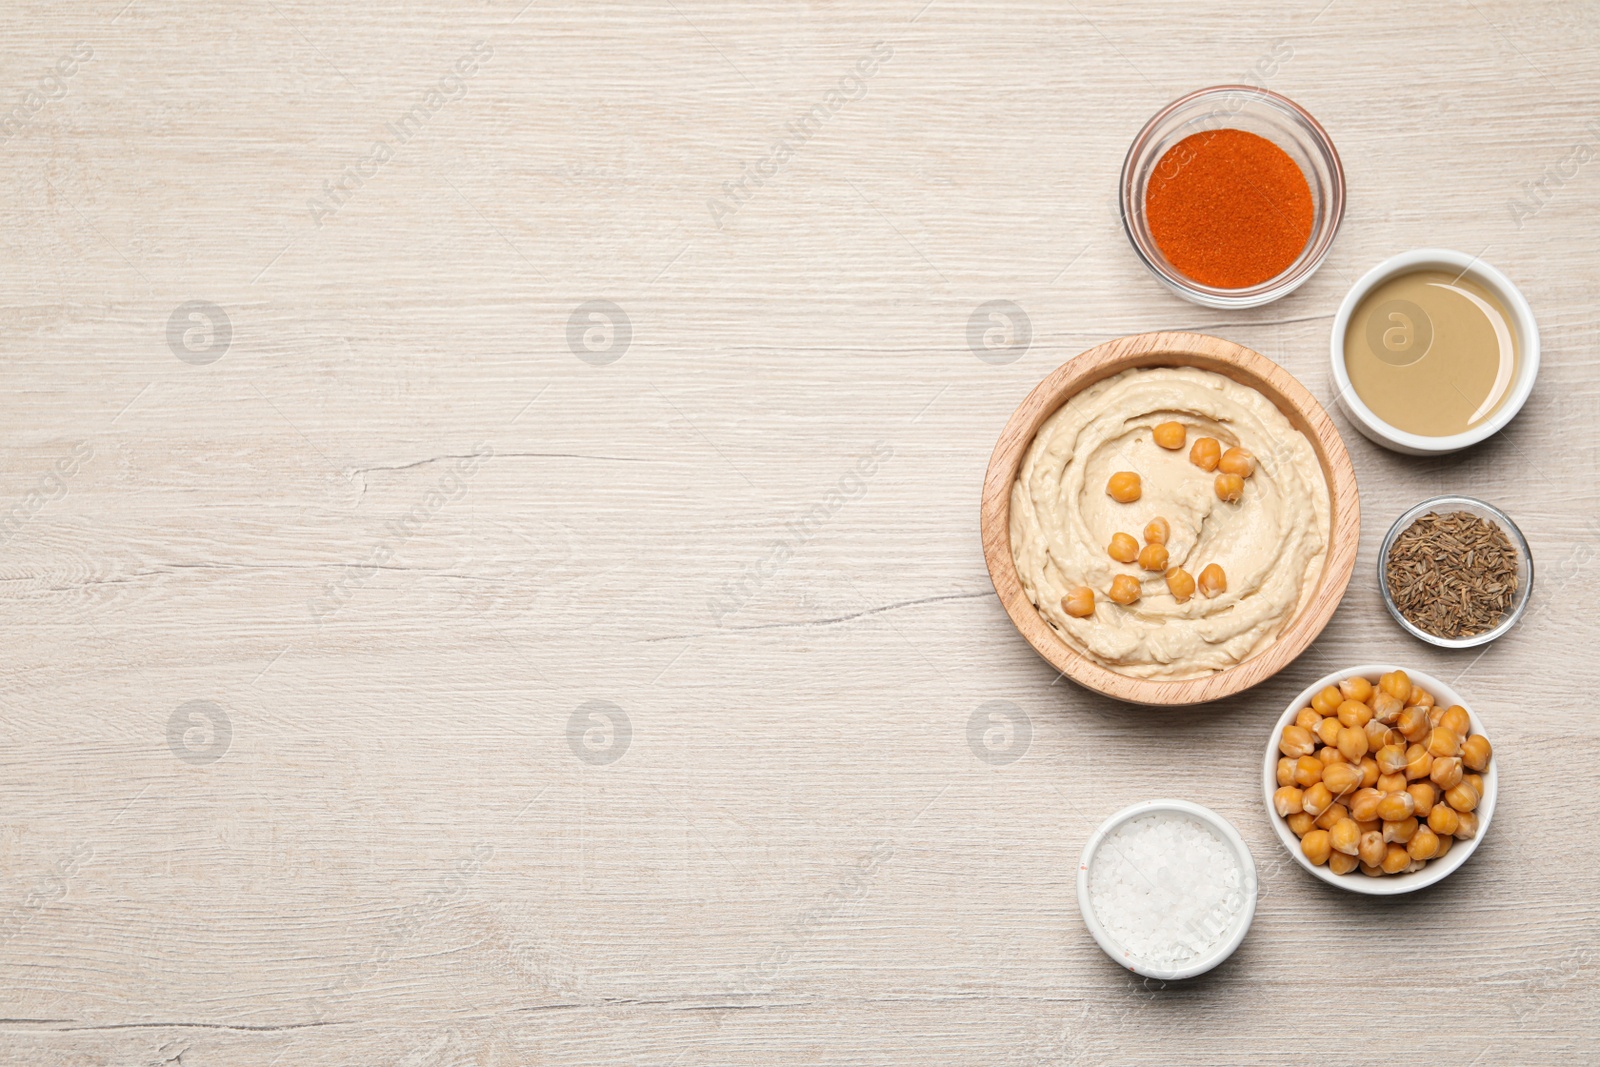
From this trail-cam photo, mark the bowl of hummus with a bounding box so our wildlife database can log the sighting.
[980,332,1359,705]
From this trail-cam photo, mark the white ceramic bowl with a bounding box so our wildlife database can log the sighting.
[1330,249,1539,454]
[1262,665,1497,895]
[1077,799,1258,980]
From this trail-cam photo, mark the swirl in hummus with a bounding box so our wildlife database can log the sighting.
[1009,366,1329,680]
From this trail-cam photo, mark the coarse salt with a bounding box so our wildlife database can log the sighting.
[1087,811,1247,968]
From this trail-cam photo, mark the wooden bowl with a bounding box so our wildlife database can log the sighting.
[980,332,1360,706]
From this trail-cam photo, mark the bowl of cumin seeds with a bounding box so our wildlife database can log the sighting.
[1380,496,1533,648]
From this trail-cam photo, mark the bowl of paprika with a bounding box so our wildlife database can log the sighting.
[1120,86,1346,309]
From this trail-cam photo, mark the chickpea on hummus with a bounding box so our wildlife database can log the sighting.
[1009,366,1329,680]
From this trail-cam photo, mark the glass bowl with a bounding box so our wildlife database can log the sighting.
[1120,86,1346,309]
[1379,496,1534,648]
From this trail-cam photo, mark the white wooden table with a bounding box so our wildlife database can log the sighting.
[4,2,1598,1063]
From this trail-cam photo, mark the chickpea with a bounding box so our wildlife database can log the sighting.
[1363,722,1389,756]
[1329,851,1360,875]
[1376,791,1415,822]
[1339,676,1375,703]
[1439,705,1471,737]
[1427,805,1460,837]
[1153,421,1186,450]
[1329,817,1361,856]
[1189,436,1221,471]
[1384,816,1418,845]
[1302,782,1334,817]
[1371,692,1404,725]
[1273,786,1305,817]
[1137,542,1169,571]
[1106,471,1141,503]
[1406,782,1437,818]
[1358,830,1386,867]
[1311,686,1343,717]
[1349,788,1382,823]
[1062,587,1096,618]
[1276,756,1296,788]
[1293,707,1321,732]
[1322,762,1362,798]
[1359,757,1379,788]
[1337,726,1369,762]
[1315,716,1342,748]
[1316,745,1342,766]
[1444,781,1480,813]
[1407,685,1434,709]
[1287,811,1316,837]
[1337,700,1374,728]
[1108,532,1139,563]
[1407,827,1441,860]
[1301,829,1332,866]
[1461,734,1492,772]
[1360,863,1385,877]
[1219,447,1256,477]
[1376,771,1407,794]
[1356,818,1381,836]
[1314,802,1349,831]
[1214,473,1245,503]
[1108,574,1142,605]
[1379,670,1411,701]
[1429,756,1463,791]
[1403,743,1433,781]
[1144,517,1170,544]
[1163,566,1195,602]
[1433,833,1454,859]
[1375,744,1407,776]
[1466,773,1485,797]
[1292,755,1324,789]
[1427,727,1462,759]
[1454,810,1479,840]
[1396,705,1431,743]
[1278,724,1315,757]
[1381,844,1411,874]
[1198,563,1227,597]
[1428,706,1446,729]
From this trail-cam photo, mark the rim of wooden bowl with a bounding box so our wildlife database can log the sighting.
[979,331,1361,706]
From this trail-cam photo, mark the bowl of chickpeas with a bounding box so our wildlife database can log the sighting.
[1262,665,1496,895]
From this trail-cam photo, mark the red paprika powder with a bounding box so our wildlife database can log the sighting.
[1144,128,1313,290]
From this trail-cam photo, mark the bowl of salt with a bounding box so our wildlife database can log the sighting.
[1076,800,1258,980]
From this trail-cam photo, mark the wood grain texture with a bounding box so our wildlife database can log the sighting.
[979,330,1360,705]
[2,1,1599,1064]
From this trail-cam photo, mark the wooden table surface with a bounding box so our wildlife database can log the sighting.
[4,1,1598,1063]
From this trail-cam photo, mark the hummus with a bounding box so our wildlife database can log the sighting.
[1009,366,1329,680]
